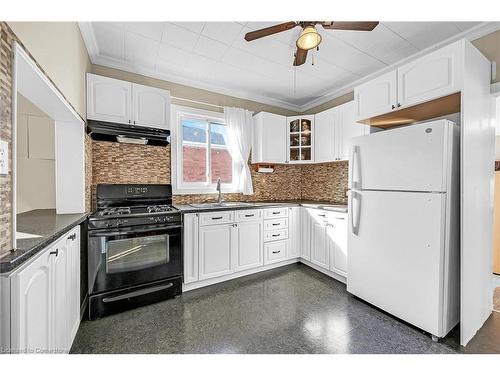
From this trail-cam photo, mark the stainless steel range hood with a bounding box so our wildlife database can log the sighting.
[87,120,170,146]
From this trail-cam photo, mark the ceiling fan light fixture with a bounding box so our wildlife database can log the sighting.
[296,25,322,50]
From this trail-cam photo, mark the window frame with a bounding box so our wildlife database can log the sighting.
[171,105,239,194]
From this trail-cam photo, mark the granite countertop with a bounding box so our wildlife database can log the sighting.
[174,200,348,214]
[0,209,89,274]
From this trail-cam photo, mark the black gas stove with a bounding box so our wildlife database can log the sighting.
[87,184,182,320]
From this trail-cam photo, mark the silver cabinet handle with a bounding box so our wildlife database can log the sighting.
[272,234,280,237]
[67,233,76,241]
[212,216,223,220]
[272,250,281,254]
[244,214,254,217]
[50,249,59,256]
[272,223,280,226]
[318,214,326,217]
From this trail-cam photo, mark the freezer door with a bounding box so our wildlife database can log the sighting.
[349,120,454,192]
[347,190,447,336]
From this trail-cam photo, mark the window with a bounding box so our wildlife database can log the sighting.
[172,105,238,193]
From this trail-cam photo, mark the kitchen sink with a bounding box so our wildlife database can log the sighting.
[189,202,254,208]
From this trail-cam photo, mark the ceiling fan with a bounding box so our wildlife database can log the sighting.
[244,21,379,66]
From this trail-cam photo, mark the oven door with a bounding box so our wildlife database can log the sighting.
[88,224,181,294]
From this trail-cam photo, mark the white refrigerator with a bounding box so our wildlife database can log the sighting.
[347,119,460,339]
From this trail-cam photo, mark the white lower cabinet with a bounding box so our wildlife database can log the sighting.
[329,214,348,276]
[199,224,234,280]
[288,207,301,258]
[311,221,330,269]
[10,226,80,354]
[300,208,312,260]
[264,240,288,264]
[235,220,264,272]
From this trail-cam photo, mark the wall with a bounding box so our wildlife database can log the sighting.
[0,22,91,256]
[473,29,500,84]
[7,22,91,118]
[16,94,56,213]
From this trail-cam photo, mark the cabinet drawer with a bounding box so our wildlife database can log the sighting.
[264,240,287,264]
[264,218,288,230]
[263,207,288,219]
[199,211,234,226]
[235,209,262,222]
[264,228,288,242]
[310,209,332,221]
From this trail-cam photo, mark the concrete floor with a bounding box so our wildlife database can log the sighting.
[70,264,500,354]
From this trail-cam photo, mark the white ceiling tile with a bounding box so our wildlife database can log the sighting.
[124,32,160,71]
[174,22,206,34]
[333,24,418,65]
[118,22,165,41]
[161,23,199,52]
[93,22,124,60]
[193,35,229,61]
[383,22,461,50]
[157,43,192,67]
[202,22,244,45]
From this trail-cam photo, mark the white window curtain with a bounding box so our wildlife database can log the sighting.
[223,106,254,195]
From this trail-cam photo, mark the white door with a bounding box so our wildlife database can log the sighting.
[132,83,171,129]
[288,207,301,258]
[330,214,348,276]
[252,112,286,164]
[199,224,233,280]
[348,190,446,336]
[338,101,368,161]
[311,221,329,269]
[314,108,337,163]
[66,228,80,344]
[397,41,462,107]
[183,213,199,284]
[11,249,53,353]
[86,73,132,125]
[354,70,397,121]
[235,221,263,272]
[350,120,453,192]
[52,238,68,352]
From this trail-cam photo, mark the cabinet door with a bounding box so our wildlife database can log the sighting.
[330,214,348,277]
[287,116,314,164]
[11,248,53,353]
[252,112,286,164]
[87,74,132,124]
[339,101,369,161]
[397,41,462,108]
[300,208,311,260]
[66,227,81,344]
[132,83,171,129]
[183,213,199,284]
[52,237,69,352]
[199,224,234,280]
[288,207,301,258]
[311,221,330,269]
[354,70,397,121]
[235,221,263,272]
[314,108,337,163]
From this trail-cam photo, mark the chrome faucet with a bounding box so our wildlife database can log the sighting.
[216,177,224,204]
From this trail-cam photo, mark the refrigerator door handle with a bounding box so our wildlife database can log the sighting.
[350,190,361,235]
[350,145,360,189]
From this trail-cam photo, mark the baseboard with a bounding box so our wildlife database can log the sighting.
[299,259,347,284]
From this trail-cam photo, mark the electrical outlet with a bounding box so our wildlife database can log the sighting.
[0,140,9,175]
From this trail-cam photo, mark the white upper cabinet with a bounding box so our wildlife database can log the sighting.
[87,74,132,124]
[132,83,171,129]
[354,70,397,121]
[397,41,462,107]
[338,101,368,161]
[354,40,464,121]
[287,115,314,164]
[314,108,337,163]
[87,73,171,129]
[252,112,287,164]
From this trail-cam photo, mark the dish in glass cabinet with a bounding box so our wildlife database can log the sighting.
[290,120,300,133]
[301,120,311,132]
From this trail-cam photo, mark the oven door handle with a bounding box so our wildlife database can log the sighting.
[89,224,182,237]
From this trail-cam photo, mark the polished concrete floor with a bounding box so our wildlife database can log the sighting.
[70,264,500,354]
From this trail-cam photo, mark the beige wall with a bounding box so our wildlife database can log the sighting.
[473,29,500,83]
[16,94,56,214]
[91,64,299,117]
[8,22,91,118]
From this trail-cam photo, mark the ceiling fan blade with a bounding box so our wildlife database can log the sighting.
[293,48,308,66]
[321,21,379,31]
[244,22,298,41]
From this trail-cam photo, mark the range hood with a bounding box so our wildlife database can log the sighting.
[87,120,170,146]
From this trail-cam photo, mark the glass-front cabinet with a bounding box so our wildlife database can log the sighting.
[287,115,314,163]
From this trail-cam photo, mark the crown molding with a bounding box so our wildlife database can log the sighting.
[79,21,500,114]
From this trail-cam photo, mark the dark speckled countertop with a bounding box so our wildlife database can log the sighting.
[174,200,348,214]
[0,209,89,274]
